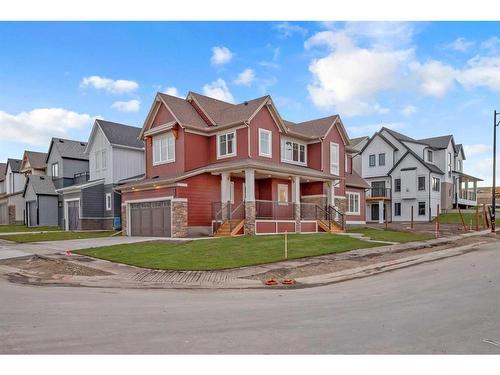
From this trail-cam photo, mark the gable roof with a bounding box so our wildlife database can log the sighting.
[388,149,444,175]
[7,158,22,173]
[96,120,144,150]
[47,138,89,162]
[417,135,454,150]
[346,170,370,189]
[23,175,57,197]
[0,163,6,182]
[359,131,399,154]
[350,136,369,147]
[23,151,48,170]
[454,143,466,159]
[159,93,209,129]
[286,115,339,138]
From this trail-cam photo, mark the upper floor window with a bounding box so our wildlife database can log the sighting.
[153,132,175,165]
[448,152,452,176]
[51,163,59,178]
[105,193,112,211]
[330,142,339,175]
[432,177,441,192]
[418,176,426,191]
[282,139,306,165]
[369,154,376,167]
[378,153,385,166]
[427,150,433,162]
[94,151,100,170]
[258,128,272,158]
[217,131,236,159]
[394,178,401,192]
[101,150,107,170]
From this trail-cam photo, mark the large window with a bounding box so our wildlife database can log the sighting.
[330,142,339,175]
[394,202,401,216]
[378,153,385,166]
[346,192,360,215]
[394,178,401,192]
[418,176,426,191]
[153,132,175,165]
[369,154,376,167]
[278,184,288,203]
[258,128,272,157]
[282,139,306,165]
[418,201,426,216]
[217,131,236,159]
[51,163,59,178]
[432,177,441,192]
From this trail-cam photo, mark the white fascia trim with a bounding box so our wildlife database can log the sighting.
[346,220,366,225]
[143,121,177,137]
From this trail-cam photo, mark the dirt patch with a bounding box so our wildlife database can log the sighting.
[0,255,110,278]
[248,235,498,281]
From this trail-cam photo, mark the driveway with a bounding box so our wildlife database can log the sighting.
[0,236,159,260]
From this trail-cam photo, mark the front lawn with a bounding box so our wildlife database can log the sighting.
[434,211,498,227]
[0,224,61,233]
[0,231,117,243]
[76,233,384,271]
[348,228,434,243]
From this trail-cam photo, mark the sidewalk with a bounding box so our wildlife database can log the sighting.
[1,229,495,290]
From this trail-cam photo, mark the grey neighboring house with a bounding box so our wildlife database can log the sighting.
[58,120,145,231]
[23,175,59,227]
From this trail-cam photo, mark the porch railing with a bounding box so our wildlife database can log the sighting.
[300,202,345,230]
[211,201,246,234]
[367,187,391,199]
[255,200,295,220]
[459,190,477,201]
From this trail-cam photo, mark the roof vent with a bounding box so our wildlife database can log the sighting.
[40,176,45,180]
[80,142,86,146]
[244,101,248,106]
[59,139,64,143]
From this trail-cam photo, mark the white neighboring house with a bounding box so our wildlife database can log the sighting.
[354,127,482,223]
[0,159,26,224]
[57,120,145,231]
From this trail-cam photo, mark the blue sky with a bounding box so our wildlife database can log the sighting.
[0,21,499,184]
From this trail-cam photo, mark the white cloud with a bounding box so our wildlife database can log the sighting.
[305,30,411,115]
[347,122,405,136]
[481,36,500,53]
[463,144,492,157]
[111,99,140,113]
[274,22,307,38]
[210,46,233,65]
[343,21,416,50]
[0,108,96,146]
[401,105,417,116]
[234,68,256,86]
[457,55,500,92]
[446,37,475,52]
[163,87,182,98]
[202,79,234,103]
[80,75,138,94]
[410,60,457,98]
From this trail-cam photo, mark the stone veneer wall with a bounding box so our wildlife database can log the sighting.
[244,201,256,235]
[171,200,188,238]
[121,205,127,236]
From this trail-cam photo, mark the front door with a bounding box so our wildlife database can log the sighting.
[371,204,379,221]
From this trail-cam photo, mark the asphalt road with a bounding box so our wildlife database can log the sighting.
[1,242,499,354]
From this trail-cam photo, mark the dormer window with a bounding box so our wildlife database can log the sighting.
[427,150,433,163]
[217,131,236,159]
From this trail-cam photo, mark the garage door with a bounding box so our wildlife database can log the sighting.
[130,200,171,237]
[0,203,7,225]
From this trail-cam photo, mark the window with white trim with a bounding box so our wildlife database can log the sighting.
[277,184,288,203]
[153,132,175,165]
[51,163,59,178]
[217,131,236,159]
[394,202,401,216]
[101,150,107,170]
[95,151,100,170]
[330,142,339,175]
[427,150,433,163]
[432,177,440,192]
[258,128,272,157]
[282,139,306,165]
[105,193,112,211]
[369,154,376,167]
[346,192,360,215]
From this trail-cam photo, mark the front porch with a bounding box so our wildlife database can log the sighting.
[454,172,482,207]
[211,168,345,236]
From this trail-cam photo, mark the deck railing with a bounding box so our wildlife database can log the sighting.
[255,200,295,220]
[367,187,391,199]
[211,201,246,234]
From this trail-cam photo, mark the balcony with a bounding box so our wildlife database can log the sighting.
[457,189,477,206]
[366,187,391,200]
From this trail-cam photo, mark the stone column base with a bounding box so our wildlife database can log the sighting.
[121,204,127,236]
[244,201,256,235]
[172,200,188,238]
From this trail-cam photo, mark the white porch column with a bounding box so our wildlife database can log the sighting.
[473,180,477,202]
[244,169,256,235]
[465,180,469,201]
[220,172,231,204]
[378,201,384,224]
[326,181,334,207]
[244,169,255,202]
[292,176,301,232]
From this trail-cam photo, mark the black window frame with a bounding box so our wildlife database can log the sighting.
[418,176,426,191]
[427,150,433,162]
[418,201,426,216]
[394,178,401,192]
[394,202,401,216]
[378,153,385,166]
[369,154,376,167]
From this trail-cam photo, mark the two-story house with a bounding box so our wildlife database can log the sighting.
[118,91,360,238]
[355,127,482,223]
[0,158,25,225]
[23,138,89,227]
[0,163,7,224]
[58,120,144,231]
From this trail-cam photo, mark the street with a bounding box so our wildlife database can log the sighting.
[0,242,499,354]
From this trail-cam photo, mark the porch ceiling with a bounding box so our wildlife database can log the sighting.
[225,169,329,183]
[453,171,483,182]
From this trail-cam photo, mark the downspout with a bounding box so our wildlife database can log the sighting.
[428,171,432,221]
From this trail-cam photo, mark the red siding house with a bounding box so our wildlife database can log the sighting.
[118,92,368,237]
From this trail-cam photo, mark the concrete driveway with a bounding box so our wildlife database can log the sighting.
[0,236,160,260]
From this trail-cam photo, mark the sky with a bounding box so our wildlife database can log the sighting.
[0,21,499,185]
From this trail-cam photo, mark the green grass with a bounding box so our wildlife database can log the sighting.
[0,231,117,243]
[0,224,61,233]
[434,211,499,226]
[76,234,384,271]
[348,228,434,243]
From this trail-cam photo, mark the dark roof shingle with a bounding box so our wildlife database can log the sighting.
[25,175,57,196]
[286,115,339,138]
[51,138,89,161]
[418,135,453,150]
[24,151,47,170]
[97,120,144,149]
[7,158,22,173]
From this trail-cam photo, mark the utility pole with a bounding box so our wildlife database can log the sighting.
[492,110,500,233]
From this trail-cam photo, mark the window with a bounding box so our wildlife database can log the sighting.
[346,192,360,215]
[394,202,401,216]
[282,139,306,165]
[278,184,288,203]
[369,154,376,167]
[378,153,385,166]
[105,193,112,211]
[432,177,440,192]
[217,131,236,159]
[448,152,452,176]
[394,178,401,192]
[427,150,433,162]
[330,142,339,175]
[258,129,272,157]
[418,202,426,216]
[418,176,426,191]
[95,151,100,170]
[153,132,176,164]
[457,159,462,171]
[51,163,59,178]
[101,150,107,170]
